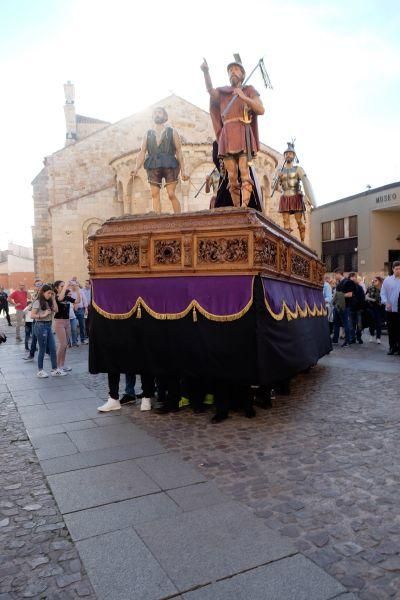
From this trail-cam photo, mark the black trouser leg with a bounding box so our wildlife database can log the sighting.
[108,373,120,400]
[185,377,205,412]
[141,374,155,398]
[386,312,400,351]
[213,380,230,422]
[5,307,11,326]
[167,377,180,411]
[156,376,180,413]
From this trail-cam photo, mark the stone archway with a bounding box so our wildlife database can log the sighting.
[82,218,103,251]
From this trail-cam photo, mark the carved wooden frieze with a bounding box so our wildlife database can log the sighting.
[140,236,149,268]
[291,252,311,279]
[254,231,278,268]
[197,237,248,264]
[85,240,95,273]
[316,262,325,285]
[280,242,289,273]
[154,239,182,265]
[183,235,193,267]
[97,242,139,267]
[86,208,324,288]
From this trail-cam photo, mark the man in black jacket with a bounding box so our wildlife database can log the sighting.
[332,269,357,347]
[349,273,366,344]
[0,286,11,326]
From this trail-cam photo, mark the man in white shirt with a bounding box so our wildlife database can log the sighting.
[380,261,400,355]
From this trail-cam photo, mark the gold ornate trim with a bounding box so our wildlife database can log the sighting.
[264,298,327,321]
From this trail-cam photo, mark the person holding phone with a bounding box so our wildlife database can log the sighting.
[31,285,66,378]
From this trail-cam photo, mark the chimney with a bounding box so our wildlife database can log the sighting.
[64,81,77,146]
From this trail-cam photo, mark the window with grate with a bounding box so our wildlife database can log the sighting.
[349,215,358,237]
[334,219,345,239]
[323,255,332,271]
[322,222,331,241]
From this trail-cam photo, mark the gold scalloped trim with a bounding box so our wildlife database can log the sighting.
[92,277,255,322]
[264,298,327,321]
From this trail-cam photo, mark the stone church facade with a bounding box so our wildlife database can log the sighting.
[32,84,310,283]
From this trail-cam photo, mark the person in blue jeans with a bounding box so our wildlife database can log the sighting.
[31,285,67,378]
[332,269,357,347]
[69,282,88,345]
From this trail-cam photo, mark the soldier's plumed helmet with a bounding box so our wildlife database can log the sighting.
[153,107,168,123]
[227,61,246,78]
[284,142,296,155]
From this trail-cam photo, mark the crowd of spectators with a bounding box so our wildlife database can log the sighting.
[323,261,400,354]
[1,277,90,377]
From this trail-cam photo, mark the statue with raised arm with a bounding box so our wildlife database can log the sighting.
[277,142,316,242]
[132,107,188,214]
[201,58,264,208]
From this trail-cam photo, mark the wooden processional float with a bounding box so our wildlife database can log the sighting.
[86,208,331,386]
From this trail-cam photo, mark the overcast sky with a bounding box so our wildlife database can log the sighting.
[1,0,399,249]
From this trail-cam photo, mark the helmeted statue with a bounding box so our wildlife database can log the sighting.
[201,58,265,208]
[277,142,316,242]
[132,107,188,214]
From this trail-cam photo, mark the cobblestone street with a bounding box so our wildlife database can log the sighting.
[128,345,400,599]
[0,369,96,596]
[1,315,399,599]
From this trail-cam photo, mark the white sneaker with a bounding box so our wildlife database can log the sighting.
[368,336,374,343]
[376,338,381,344]
[141,397,152,411]
[82,339,89,345]
[97,397,121,412]
[51,369,68,377]
[22,354,34,361]
[61,366,72,372]
[37,370,48,378]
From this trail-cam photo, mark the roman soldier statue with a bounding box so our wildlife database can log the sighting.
[277,142,316,242]
[201,58,265,208]
[132,106,188,214]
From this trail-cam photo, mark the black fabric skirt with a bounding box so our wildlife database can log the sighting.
[88,277,331,385]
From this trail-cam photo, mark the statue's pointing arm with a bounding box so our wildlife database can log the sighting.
[298,167,316,209]
[201,59,219,101]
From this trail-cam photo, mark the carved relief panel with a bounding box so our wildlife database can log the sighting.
[291,252,311,279]
[253,231,278,269]
[153,239,182,266]
[196,236,249,266]
[97,242,139,267]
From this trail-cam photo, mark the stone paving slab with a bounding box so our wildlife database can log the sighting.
[182,554,345,599]
[76,528,178,600]
[64,492,182,541]
[6,378,91,392]
[19,405,95,427]
[32,432,79,460]
[67,422,158,452]
[167,481,229,511]
[136,452,207,490]
[44,397,99,411]
[135,501,295,592]
[47,459,161,513]
[92,414,132,426]
[38,385,98,402]
[41,442,167,475]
